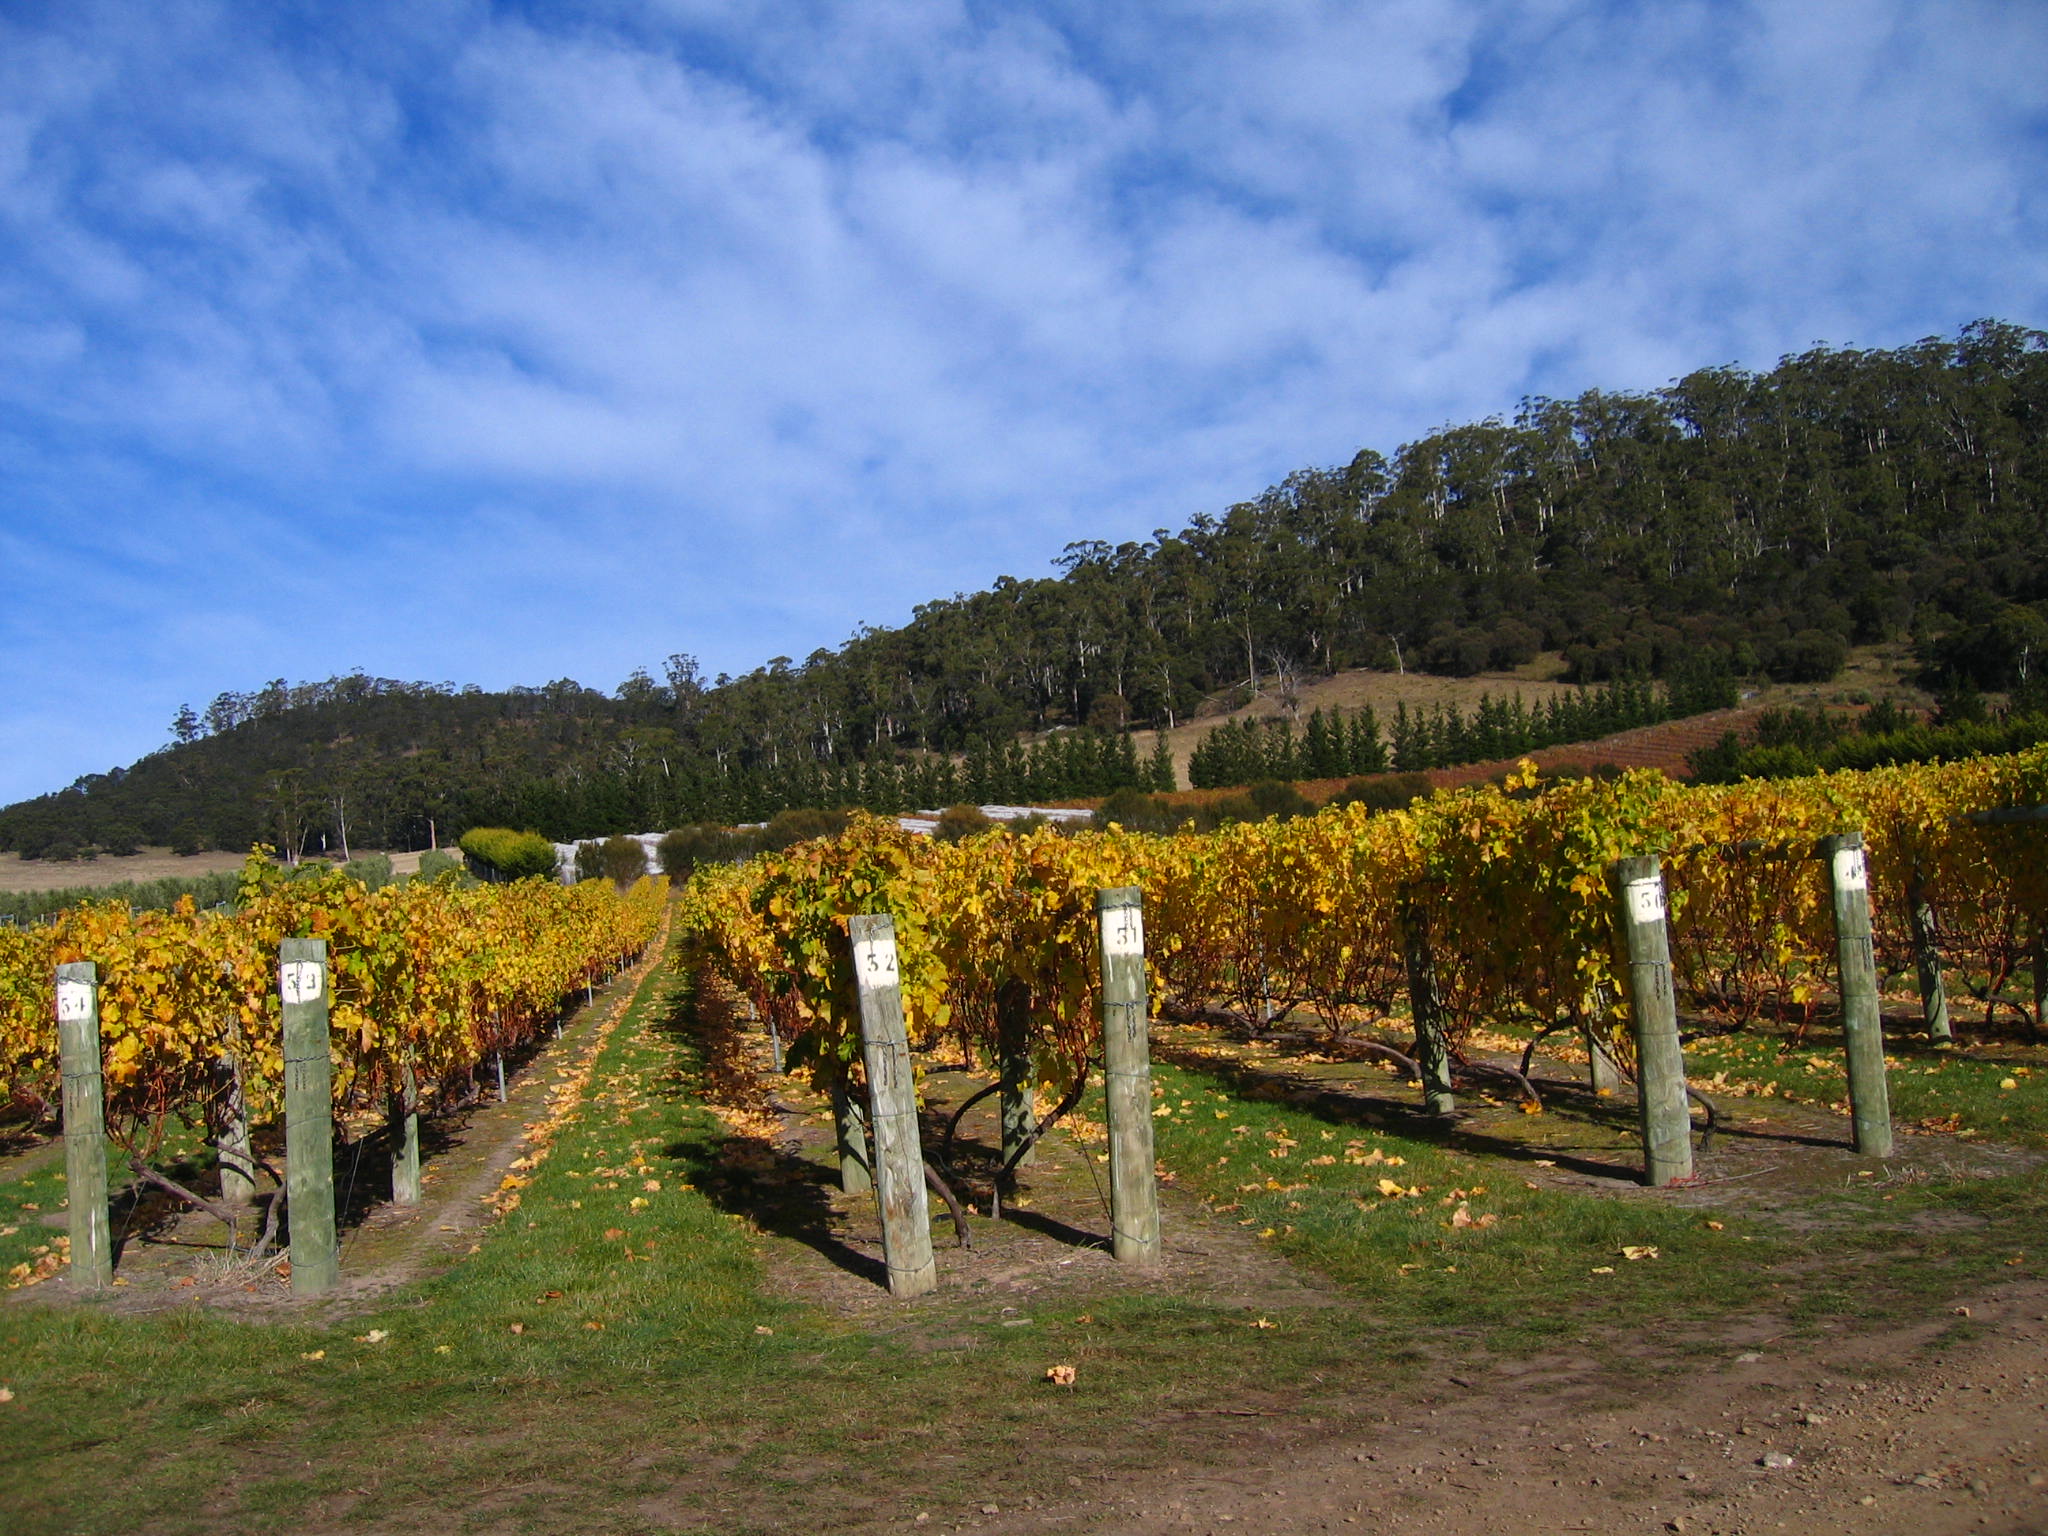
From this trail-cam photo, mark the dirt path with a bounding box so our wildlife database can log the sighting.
[918,1276,2047,1536]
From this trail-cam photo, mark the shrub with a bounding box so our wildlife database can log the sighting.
[1092,787,1182,834]
[599,834,650,886]
[758,807,850,852]
[575,840,604,882]
[458,827,562,882]
[658,825,755,880]
[933,804,995,842]
[414,849,464,882]
[1329,773,1434,813]
[340,852,394,890]
[97,823,145,857]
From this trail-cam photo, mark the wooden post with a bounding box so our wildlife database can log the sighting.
[216,1052,258,1210]
[1820,834,1894,1157]
[996,979,1037,1170]
[849,915,937,1297]
[1905,865,1952,1043]
[1583,1022,1622,1095]
[1610,856,1693,1186]
[280,937,339,1295]
[830,1071,873,1194]
[55,963,113,1291]
[1097,887,1161,1267]
[390,1062,421,1206]
[1400,896,1455,1116]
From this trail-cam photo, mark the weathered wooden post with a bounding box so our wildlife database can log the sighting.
[1610,856,1693,1186]
[216,1051,258,1210]
[1820,833,1894,1157]
[390,1062,421,1206]
[1400,895,1455,1116]
[1583,1024,1622,1093]
[280,938,340,1294]
[1904,864,1952,1043]
[849,914,937,1297]
[830,1070,873,1194]
[996,978,1037,1170]
[1097,887,1161,1267]
[55,963,113,1290]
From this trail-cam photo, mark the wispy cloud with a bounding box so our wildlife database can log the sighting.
[0,0,2043,804]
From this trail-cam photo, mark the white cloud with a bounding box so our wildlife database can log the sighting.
[0,0,2043,805]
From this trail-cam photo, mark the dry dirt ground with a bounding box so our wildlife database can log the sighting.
[954,1285,2048,1536]
[0,846,439,896]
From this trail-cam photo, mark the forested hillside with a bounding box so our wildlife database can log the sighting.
[4,320,2042,858]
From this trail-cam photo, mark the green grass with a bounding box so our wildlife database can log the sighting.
[3,953,2045,1535]
[1678,1021,2047,1144]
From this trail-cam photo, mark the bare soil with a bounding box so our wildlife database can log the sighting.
[0,846,440,896]
[946,1280,2048,1536]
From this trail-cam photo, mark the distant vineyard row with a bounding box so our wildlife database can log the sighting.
[0,861,668,1144]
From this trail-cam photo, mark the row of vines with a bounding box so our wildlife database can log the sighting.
[0,858,668,1157]
[682,748,2048,1091]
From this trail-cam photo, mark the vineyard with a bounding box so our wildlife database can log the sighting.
[684,747,2048,1115]
[0,859,667,1168]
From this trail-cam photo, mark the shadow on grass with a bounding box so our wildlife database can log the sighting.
[644,978,889,1290]
[923,1089,1111,1253]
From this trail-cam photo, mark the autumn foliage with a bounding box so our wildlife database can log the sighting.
[681,748,2048,1086]
[0,858,667,1153]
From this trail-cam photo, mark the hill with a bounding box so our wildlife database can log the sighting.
[1,320,2042,857]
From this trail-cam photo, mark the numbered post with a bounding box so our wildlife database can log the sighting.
[1820,834,1893,1157]
[849,915,937,1297]
[1097,888,1161,1267]
[996,979,1037,1170]
[1610,856,1693,1186]
[1399,896,1455,1116]
[55,963,113,1290]
[280,938,339,1294]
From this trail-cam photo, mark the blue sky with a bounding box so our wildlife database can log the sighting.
[2,0,2043,807]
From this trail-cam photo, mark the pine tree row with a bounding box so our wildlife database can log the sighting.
[1188,672,1737,790]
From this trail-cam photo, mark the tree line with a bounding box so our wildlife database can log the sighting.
[3,319,2042,859]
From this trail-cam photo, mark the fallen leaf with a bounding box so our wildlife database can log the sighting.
[1590,1265,1615,1274]
[0,1387,14,1403]
[1045,1364,1077,1387]
[509,1323,526,1335]
[1249,1317,1277,1330]
[434,1345,452,1354]
[1621,1246,1660,1262]
[300,1351,326,1362]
